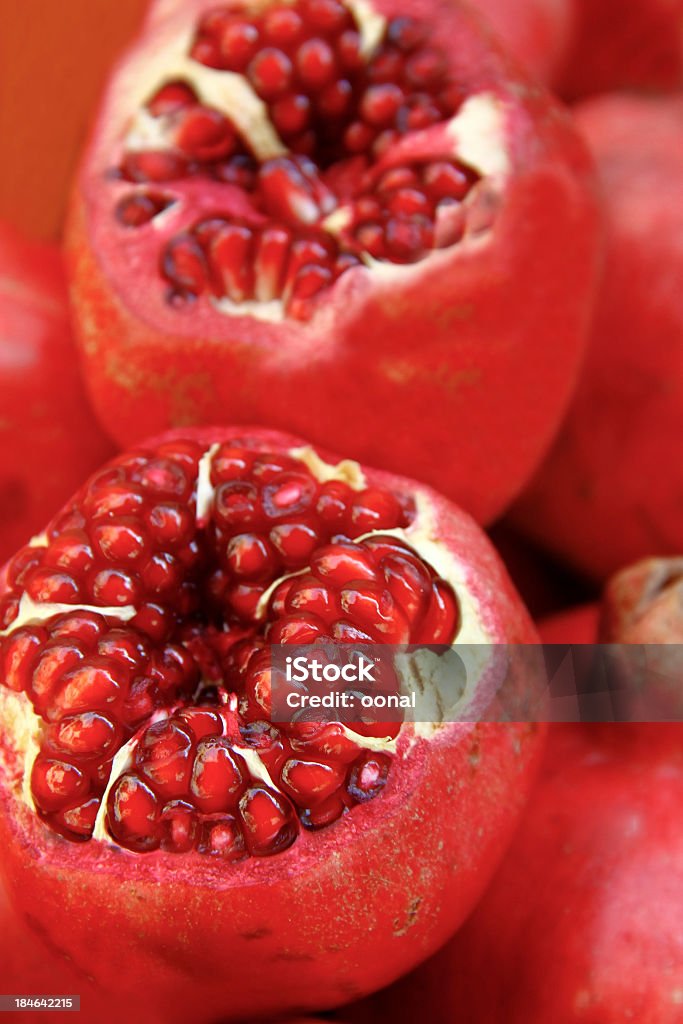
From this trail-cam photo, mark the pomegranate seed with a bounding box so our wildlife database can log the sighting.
[47,712,119,761]
[120,151,188,184]
[253,225,292,302]
[108,774,161,852]
[176,708,223,742]
[214,481,261,529]
[384,215,433,262]
[415,580,459,644]
[387,16,427,53]
[347,753,392,802]
[191,37,223,68]
[190,739,245,813]
[423,161,470,201]
[162,235,208,296]
[317,78,352,117]
[303,0,351,34]
[248,47,294,99]
[311,542,377,585]
[405,48,447,87]
[135,720,194,799]
[91,519,148,564]
[219,20,260,71]
[197,816,247,859]
[175,107,237,162]
[226,533,275,579]
[53,796,99,839]
[281,758,346,805]
[367,50,403,84]
[258,157,327,226]
[263,7,304,46]
[344,121,375,154]
[209,223,255,303]
[160,800,198,852]
[362,83,405,125]
[350,487,402,531]
[271,93,312,136]
[300,792,346,829]
[26,569,80,604]
[2,628,47,693]
[147,81,197,117]
[115,193,171,228]
[340,581,411,643]
[31,757,88,813]
[238,786,298,856]
[53,659,125,718]
[386,187,430,217]
[337,29,363,70]
[296,38,337,90]
[145,503,193,545]
[270,522,321,566]
[89,567,139,606]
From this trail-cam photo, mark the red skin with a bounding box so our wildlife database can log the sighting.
[0,223,114,564]
[66,0,601,525]
[350,722,683,1024]
[558,0,683,99]
[0,426,544,1024]
[537,602,598,644]
[348,557,683,1023]
[512,95,683,581]
[472,0,574,84]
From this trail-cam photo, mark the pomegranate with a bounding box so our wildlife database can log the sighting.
[473,0,574,84]
[349,723,683,1024]
[558,0,683,99]
[66,0,601,525]
[348,558,683,1023]
[0,222,114,564]
[0,426,543,1023]
[512,94,683,580]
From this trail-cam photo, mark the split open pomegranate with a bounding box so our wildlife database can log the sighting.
[0,427,541,1022]
[67,0,601,524]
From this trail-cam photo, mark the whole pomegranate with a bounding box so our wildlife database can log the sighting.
[0,427,543,1023]
[558,0,683,99]
[512,94,683,580]
[0,222,114,564]
[66,0,601,524]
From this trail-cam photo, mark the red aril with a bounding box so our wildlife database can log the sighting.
[66,0,601,525]
[0,222,114,565]
[512,94,683,580]
[0,426,543,1022]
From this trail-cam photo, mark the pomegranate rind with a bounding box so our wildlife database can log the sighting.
[66,0,602,525]
[345,722,683,1024]
[0,425,543,1022]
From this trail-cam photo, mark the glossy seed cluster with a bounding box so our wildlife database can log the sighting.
[0,439,458,856]
[113,1,479,317]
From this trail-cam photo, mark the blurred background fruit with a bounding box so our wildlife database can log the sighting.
[0,222,114,562]
[511,94,683,581]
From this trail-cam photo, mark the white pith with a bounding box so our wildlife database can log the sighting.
[0,442,493,844]
[112,0,510,322]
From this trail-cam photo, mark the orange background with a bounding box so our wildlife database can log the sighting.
[0,0,149,241]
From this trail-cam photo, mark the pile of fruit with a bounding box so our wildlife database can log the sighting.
[0,0,681,1021]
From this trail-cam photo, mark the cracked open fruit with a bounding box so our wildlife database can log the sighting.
[66,0,601,525]
[0,427,542,1022]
